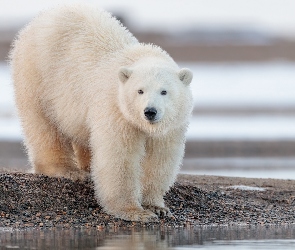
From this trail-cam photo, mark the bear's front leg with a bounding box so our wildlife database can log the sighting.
[142,130,186,217]
[90,128,158,222]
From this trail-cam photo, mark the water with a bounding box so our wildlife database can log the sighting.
[186,62,295,108]
[188,116,295,140]
[1,225,295,249]
[182,157,295,179]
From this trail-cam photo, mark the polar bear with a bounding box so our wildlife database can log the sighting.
[10,4,193,222]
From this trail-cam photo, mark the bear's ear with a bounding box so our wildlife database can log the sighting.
[118,67,132,83]
[178,68,193,86]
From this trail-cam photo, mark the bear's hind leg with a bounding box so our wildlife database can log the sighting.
[11,41,86,180]
[21,109,86,180]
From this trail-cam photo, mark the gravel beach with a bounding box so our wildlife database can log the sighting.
[1,172,295,229]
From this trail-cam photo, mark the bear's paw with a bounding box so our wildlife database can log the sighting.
[113,207,158,222]
[143,205,172,218]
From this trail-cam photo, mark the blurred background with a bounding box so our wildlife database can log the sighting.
[1,0,295,178]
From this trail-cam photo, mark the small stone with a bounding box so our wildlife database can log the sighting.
[55,216,61,221]
[96,225,104,231]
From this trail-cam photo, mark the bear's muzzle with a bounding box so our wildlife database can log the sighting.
[144,107,157,122]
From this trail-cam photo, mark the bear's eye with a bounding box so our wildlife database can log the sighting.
[138,89,144,94]
[161,90,167,95]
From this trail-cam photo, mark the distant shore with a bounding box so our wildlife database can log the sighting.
[2,139,295,171]
[1,28,295,62]
[1,172,295,229]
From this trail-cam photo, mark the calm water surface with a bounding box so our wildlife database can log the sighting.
[1,225,295,249]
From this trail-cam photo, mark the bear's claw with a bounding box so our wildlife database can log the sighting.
[143,205,172,218]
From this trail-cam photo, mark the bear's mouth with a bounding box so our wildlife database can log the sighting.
[147,118,160,125]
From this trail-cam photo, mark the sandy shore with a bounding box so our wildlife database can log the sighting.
[1,172,295,229]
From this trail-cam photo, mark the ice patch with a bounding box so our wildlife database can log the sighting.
[227,185,266,191]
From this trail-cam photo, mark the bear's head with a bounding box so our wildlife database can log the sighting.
[117,57,193,136]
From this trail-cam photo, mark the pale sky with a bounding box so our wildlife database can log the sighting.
[1,0,295,38]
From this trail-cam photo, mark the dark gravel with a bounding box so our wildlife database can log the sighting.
[1,173,295,229]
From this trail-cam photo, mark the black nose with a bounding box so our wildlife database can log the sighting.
[144,107,157,121]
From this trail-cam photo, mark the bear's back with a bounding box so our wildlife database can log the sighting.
[44,4,138,53]
[13,4,138,70]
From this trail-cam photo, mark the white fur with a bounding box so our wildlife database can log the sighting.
[10,4,193,222]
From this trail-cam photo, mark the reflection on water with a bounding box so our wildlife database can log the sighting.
[201,240,295,250]
[1,225,295,249]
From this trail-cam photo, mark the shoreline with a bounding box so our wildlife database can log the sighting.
[1,172,295,229]
[2,139,295,168]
